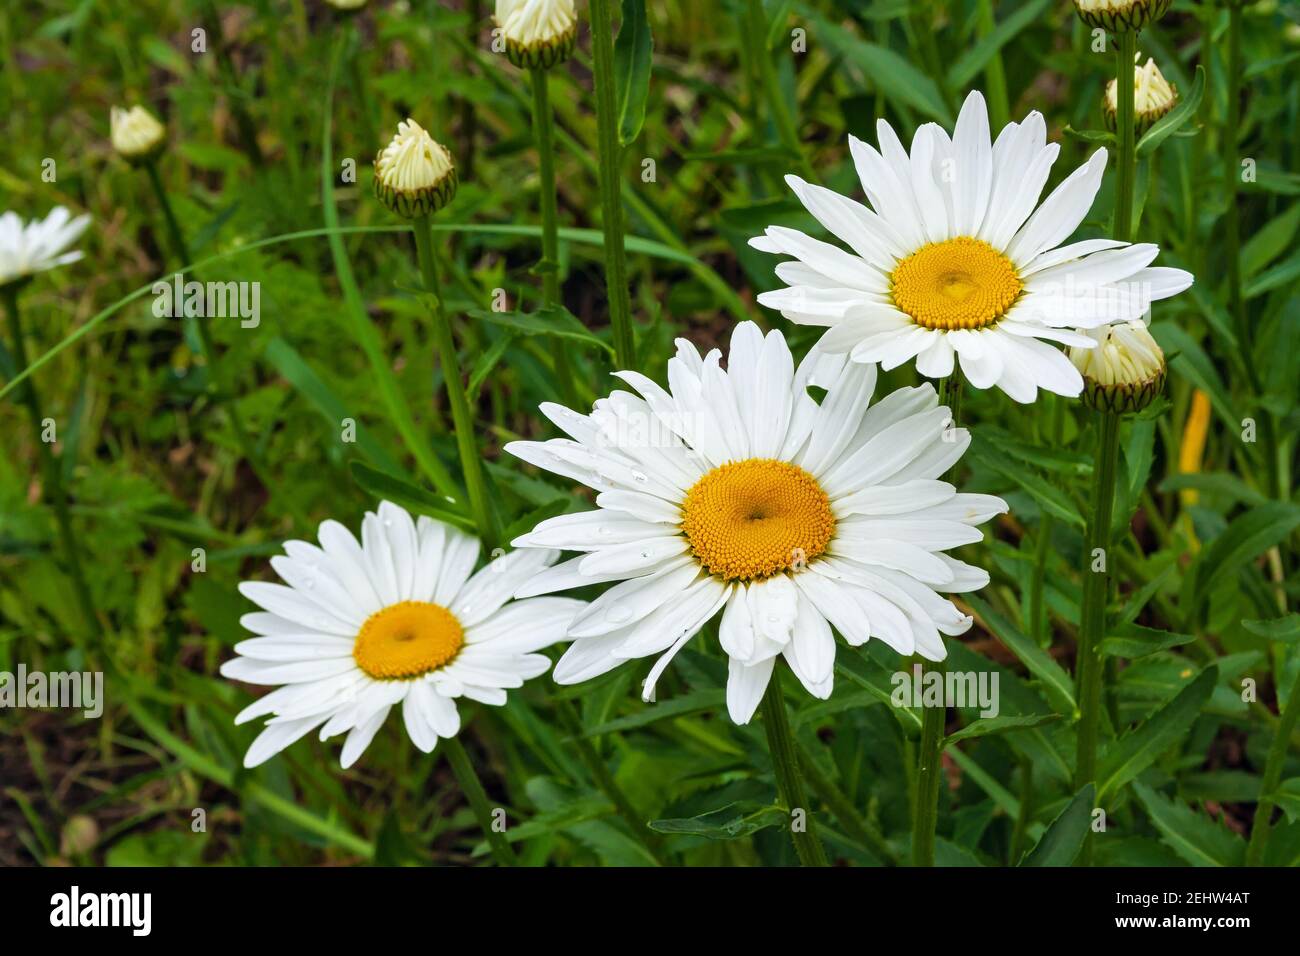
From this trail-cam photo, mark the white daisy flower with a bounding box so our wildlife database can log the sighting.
[220,501,584,769]
[749,90,1194,404]
[0,207,92,290]
[506,322,1006,724]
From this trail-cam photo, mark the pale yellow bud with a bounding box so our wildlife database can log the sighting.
[110,105,166,165]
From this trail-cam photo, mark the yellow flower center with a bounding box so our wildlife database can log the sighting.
[353,601,464,680]
[890,237,1022,331]
[680,459,835,582]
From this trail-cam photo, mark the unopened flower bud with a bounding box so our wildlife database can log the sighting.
[495,0,577,70]
[110,105,166,165]
[373,119,458,219]
[1071,321,1167,414]
[1104,56,1178,135]
[1073,0,1172,33]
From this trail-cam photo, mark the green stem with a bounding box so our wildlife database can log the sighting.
[1009,755,1033,864]
[556,699,665,863]
[586,0,636,370]
[761,666,829,866]
[2,287,100,639]
[976,0,1010,130]
[443,735,519,866]
[745,0,814,181]
[1030,396,1067,645]
[911,655,947,866]
[1075,409,1121,865]
[797,744,897,865]
[1222,4,1279,500]
[528,66,577,406]
[911,372,962,866]
[1114,29,1137,241]
[199,0,264,167]
[412,216,502,548]
[1245,667,1300,865]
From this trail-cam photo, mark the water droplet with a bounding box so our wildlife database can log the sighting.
[304,578,316,590]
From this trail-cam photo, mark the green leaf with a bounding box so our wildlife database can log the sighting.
[804,10,950,123]
[263,336,403,475]
[1186,503,1300,615]
[1020,784,1095,866]
[1151,321,1237,430]
[1101,624,1196,659]
[1096,667,1217,800]
[836,650,923,736]
[467,305,614,355]
[944,714,1061,747]
[348,462,474,531]
[614,0,653,146]
[1132,781,1246,866]
[947,0,1051,88]
[1063,125,1117,146]
[649,803,788,840]
[1242,615,1300,644]
[581,689,726,736]
[972,447,1084,528]
[966,595,1076,715]
[1136,65,1205,157]
[1240,202,1300,279]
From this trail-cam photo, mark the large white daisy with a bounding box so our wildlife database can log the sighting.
[0,207,91,289]
[506,322,1006,724]
[220,500,584,769]
[749,90,1193,403]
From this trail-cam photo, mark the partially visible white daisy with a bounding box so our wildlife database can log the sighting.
[507,322,1005,724]
[750,90,1194,403]
[221,501,584,769]
[0,207,92,290]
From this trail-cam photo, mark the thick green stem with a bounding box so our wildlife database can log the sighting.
[556,699,665,864]
[912,373,962,866]
[586,0,636,370]
[1075,409,1121,865]
[976,0,1010,130]
[199,0,264,167]
[1114,30,1137,241]
[1030,396,1067,645]
[1009,755,1033,864]
[413,217,501,548]
[745,0,814,180]
[528,66,577,406]
[1245,668,1300,865]
[798,743,898,865]
[761,666,829,866]
[443,735,519,866]
[911,656,947,867]
[3,287,100,639]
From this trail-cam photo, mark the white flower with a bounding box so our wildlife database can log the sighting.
[373,119,457,218]
[1105,56,1178,133]
[220,501,584,769]
[507,323,1006,725]
[495,0,577,68]
[325,0,368,10]
[750,90,1194,404]
[110,105,166,163]
[0,207,91,290]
